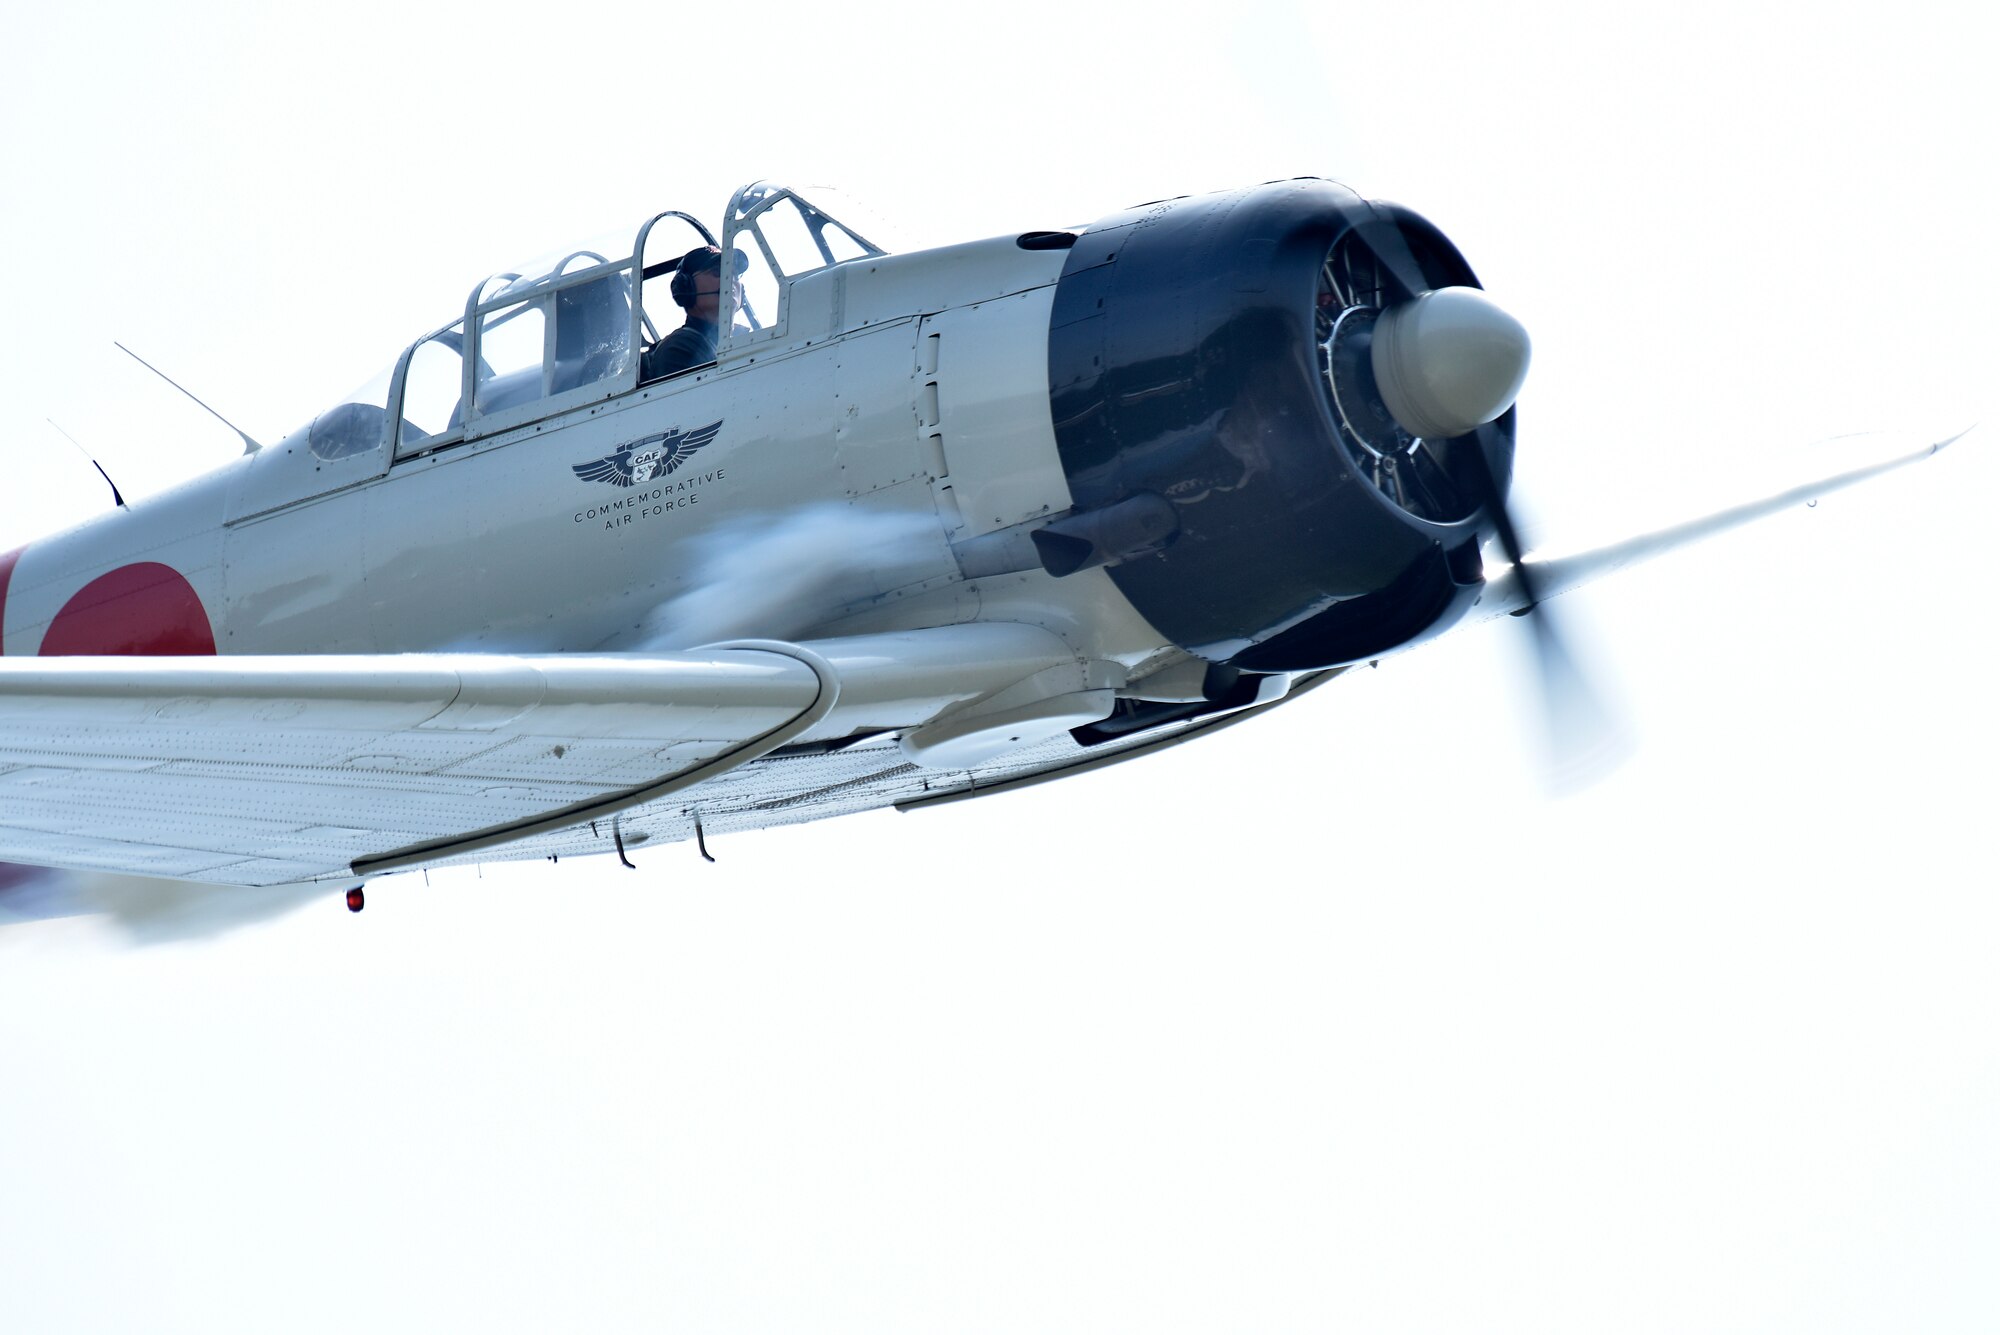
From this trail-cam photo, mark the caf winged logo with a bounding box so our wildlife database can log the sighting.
[573,420,723,487]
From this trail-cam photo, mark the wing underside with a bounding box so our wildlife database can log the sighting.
[0,624,1100,886]
[0,650,830,885]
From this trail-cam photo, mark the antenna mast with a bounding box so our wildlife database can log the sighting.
[114,342,262,455]
[46,419,128,510]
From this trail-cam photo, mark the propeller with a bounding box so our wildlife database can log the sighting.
[1348,209,1628,788]
[1462,420,1631,791]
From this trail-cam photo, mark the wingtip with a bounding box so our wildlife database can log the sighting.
[1932,423,1978,454]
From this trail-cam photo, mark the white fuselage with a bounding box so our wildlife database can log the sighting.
[1,236,1173,681]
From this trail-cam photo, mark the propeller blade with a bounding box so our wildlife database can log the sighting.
[1351,205,1432,304]
[1463,436,1631,790]
[1518,589,1632,792]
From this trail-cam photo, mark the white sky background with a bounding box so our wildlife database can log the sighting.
[2,1,1996,1330]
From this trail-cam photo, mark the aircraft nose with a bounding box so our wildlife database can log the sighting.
[1369,285,1531,440]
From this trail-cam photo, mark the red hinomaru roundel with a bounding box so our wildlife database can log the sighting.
[36,562,216,656]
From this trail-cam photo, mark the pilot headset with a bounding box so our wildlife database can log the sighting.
[670,247,747,308]
[670,248,711,308]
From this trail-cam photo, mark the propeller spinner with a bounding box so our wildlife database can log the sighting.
[1370,285,1532,442]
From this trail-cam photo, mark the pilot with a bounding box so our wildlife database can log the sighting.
[642,246,744,380]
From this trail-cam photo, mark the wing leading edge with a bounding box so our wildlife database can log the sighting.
[1474,427,1970,620]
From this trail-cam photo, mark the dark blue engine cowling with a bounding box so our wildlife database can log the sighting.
[1044,178,1514,672]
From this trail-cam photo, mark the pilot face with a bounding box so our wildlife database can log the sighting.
[691,275,742,324]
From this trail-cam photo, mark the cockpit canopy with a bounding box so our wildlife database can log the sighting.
[293,182,884,463]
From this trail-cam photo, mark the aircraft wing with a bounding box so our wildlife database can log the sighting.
[0,648,838,886]
[1473,427,1969,619]
[0,624,1088,887]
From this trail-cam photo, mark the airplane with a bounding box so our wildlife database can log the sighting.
[0,177,1960,913]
